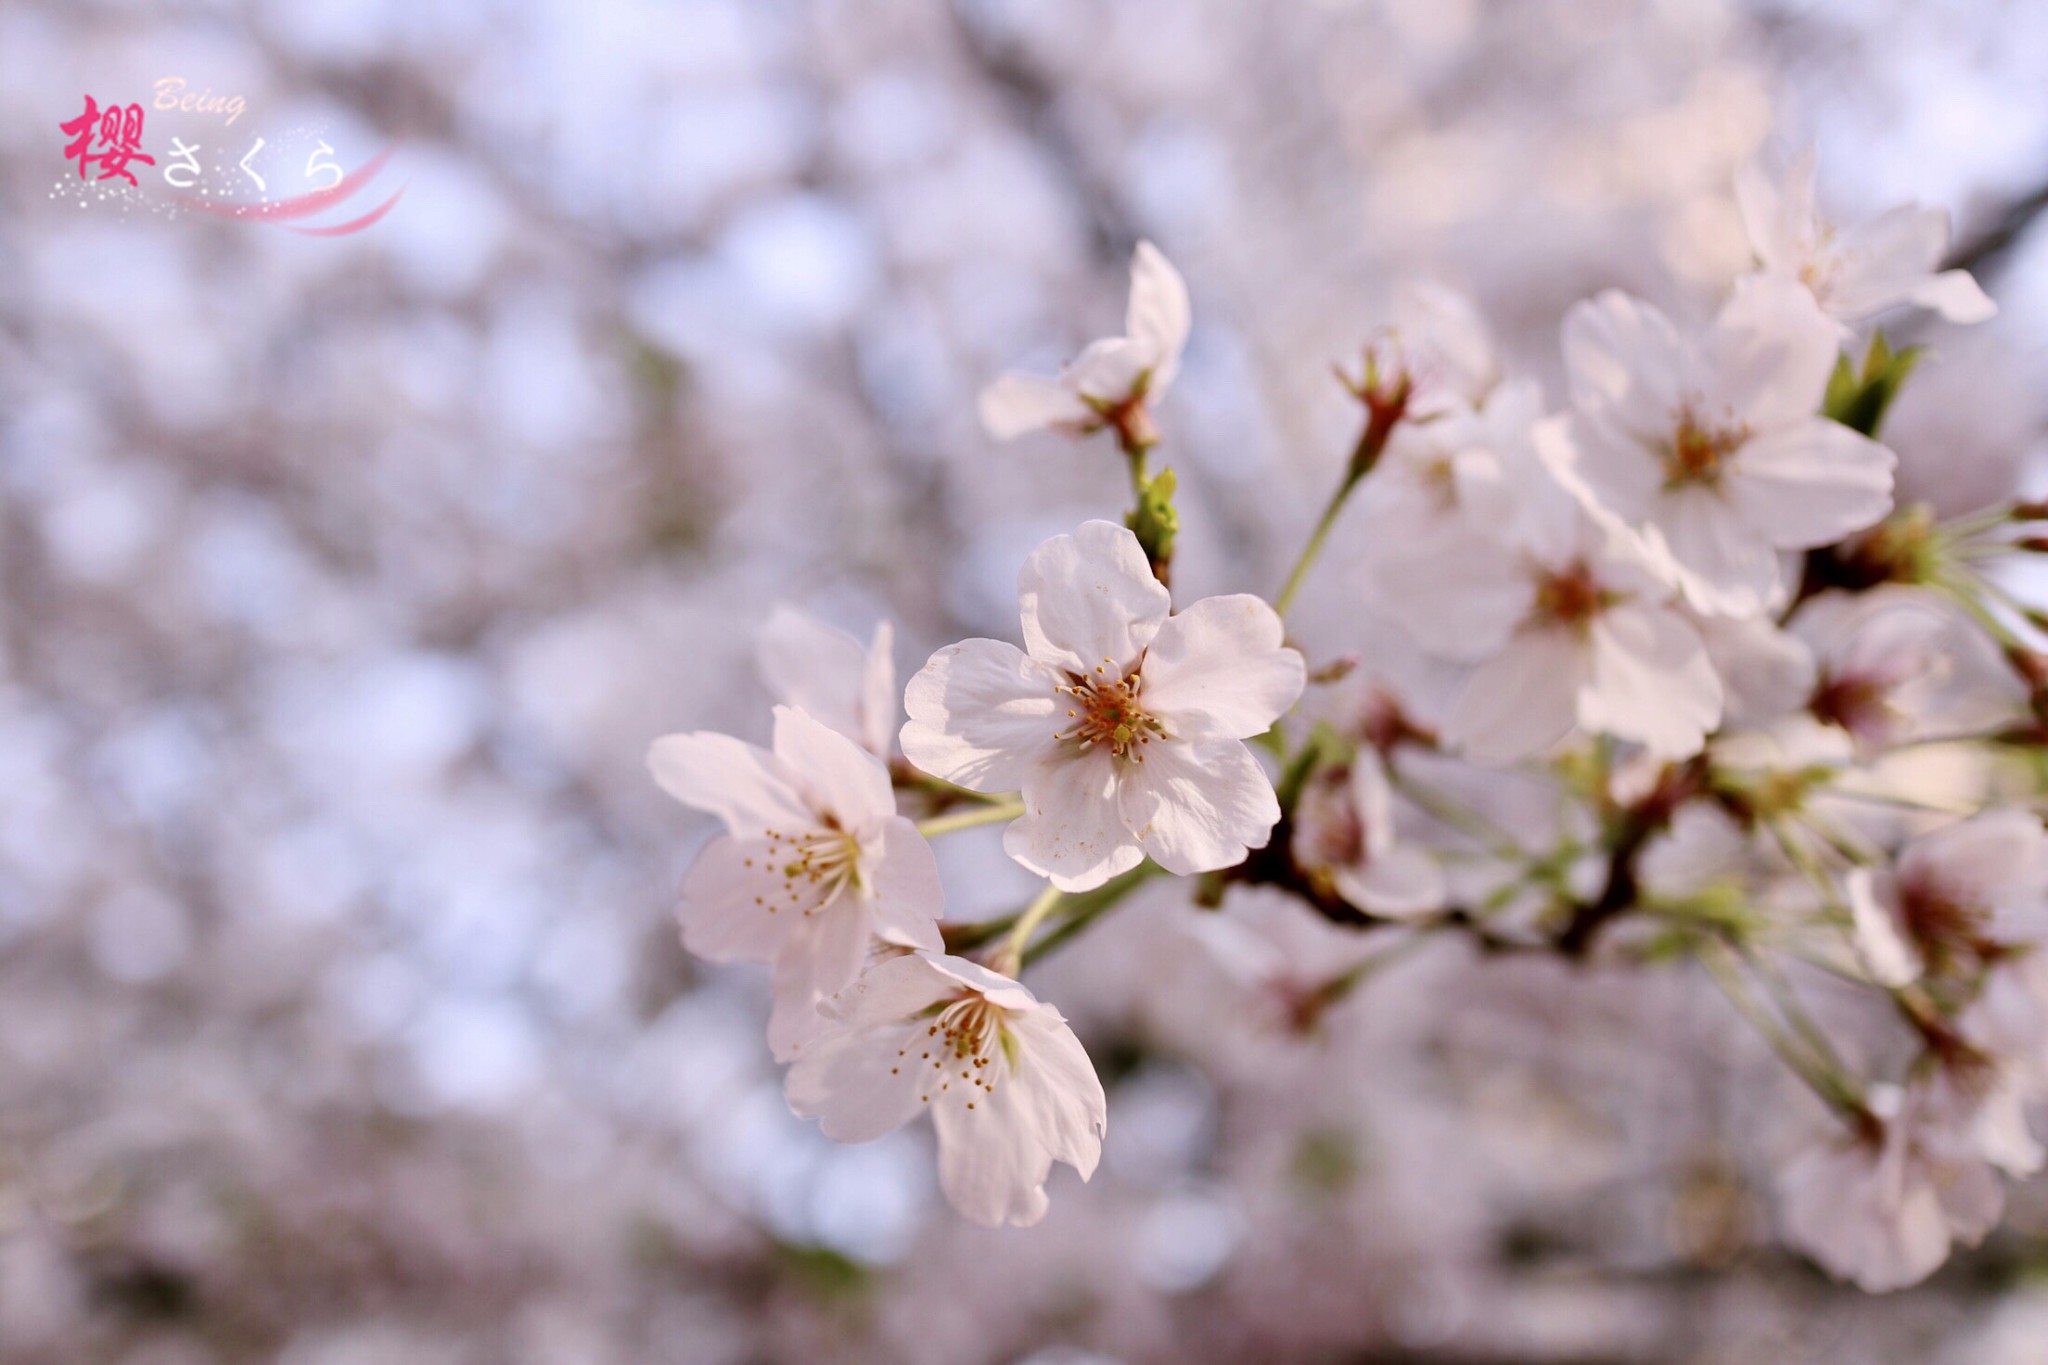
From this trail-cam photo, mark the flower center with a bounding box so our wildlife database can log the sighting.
[1899,878,1993,975]
[901,993,1014,1110]
[1055,660,1164,760]
[761,816,863,917]
[1533,561,1612,629]
[1664,409,1747,488]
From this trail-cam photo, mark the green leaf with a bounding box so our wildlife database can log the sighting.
[1824,330,1923,438]
[1125,465,1179,577]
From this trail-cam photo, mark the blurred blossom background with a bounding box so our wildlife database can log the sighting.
[6,1,2048,1361]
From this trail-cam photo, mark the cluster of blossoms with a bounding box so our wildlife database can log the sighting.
[650,151,2048,1285]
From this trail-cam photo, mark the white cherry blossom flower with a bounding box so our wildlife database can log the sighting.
[1780,1082,2003,1293]
[980,241,1190,445]
[757,604,897,759]
[900,520,1305,892]
[1292,750,1446,919]
[785,950,1106,1228]
[647,705,943,1058]
[1184,886,1390,1034]
[1791,587,2022,751]
[1419,495,1723,765]
[1552,274,1896,617]
[1845,810,2048,987]
[1738,149,1996,326]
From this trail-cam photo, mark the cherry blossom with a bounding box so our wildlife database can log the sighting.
[1737,149,1996,326]
[1292,750,1446,918]
[1550,274,1896,617]
[979,241,1191,446]
[785,951,1106,1227]
[647,705,944,1057]
[1845,809,2048,987]
[900,520,1304,891]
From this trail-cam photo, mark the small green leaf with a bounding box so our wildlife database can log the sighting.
[1824,330,1923,438]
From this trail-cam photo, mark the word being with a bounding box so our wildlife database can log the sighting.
[60,97,156,187]
[152,77,247,125]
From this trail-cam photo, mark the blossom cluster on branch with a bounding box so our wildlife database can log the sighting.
[649,150,2048,1290]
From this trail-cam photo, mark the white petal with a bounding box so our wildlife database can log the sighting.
[1017,520,1170,673]
[766,901,873,1060]
[1335,846,1446,919]
[771,705,895,834]
[784,1016,926,1143]
[1125,240,1191,392]
[916,952,1042,1013]
[980,372,1090,440]
[1699,272,1841,429]
[1066,336,1153,403]
[1695,611,1817,727]
[646,731,810,835]
[866,816,946,949]
[1846,867,1923,987]
[1735,153,1811,273]
[1116,737,1281,877]
[1909,269,1996,324]
[1444,627,1589,764]
[1139,594,1304,741]
[932,1072,1055,1227]
[860,620,898,759]
[1356,519,1533,661]
[1648,488,1787,618]
[820,950,954,1025]
[1561,290,1686,439]
[1007,1007,1108,1179]
[676,833,796,963]
[1727,420,1895,548]
[1827,205,1951,320]
[900,638,1063,792]
[1350,750,1398,862]
[756,606,872,752]
[1005,751,1145,892]
[1580,604,1722,759]
[1907,810,2047,918]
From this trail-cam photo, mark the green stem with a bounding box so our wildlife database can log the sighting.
[991,884,1064,976]
[916,800,1024,838]
[1273,474,1357,618]
[1697,938,1863,1117]
[1020,862,1163,966]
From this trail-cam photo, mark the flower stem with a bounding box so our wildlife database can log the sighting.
[1273,390,1406,617]
[916,800,1024,838]
[991,883,1064,976]
[1020,862,1163,967]
[1697,937,1864,1118]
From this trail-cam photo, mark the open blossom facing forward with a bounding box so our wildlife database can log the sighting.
[901,521,1305,891]
[979,241,1190,446]
[1551,274,1896,617]
[1738,149,1996,326]
[647,706,943,1057]
[786,951,1106,1227]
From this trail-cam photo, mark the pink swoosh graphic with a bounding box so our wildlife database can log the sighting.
[173,143,399,223]
[284,185,408,237]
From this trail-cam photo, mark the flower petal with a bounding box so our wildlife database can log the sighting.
[676,833,797,964]
[1125,240,1191,392]
[1335,846,1446,919]
[900,638,1063,792]
[1007,1007,1107,1179]
[1445,627,1588,764]
[1847,867,1923,987]
[1698,272,1840,429]
[647,731,810,835]
[1580,604,1722,759]
[1909,269,1996,325]
[867,817,946,949]
[1117,737,1281,877]
[1140,594,1304,741]
[771,705,894,834]
[931,1071,1055,1227]
[1005,751,1145,892]
[1017,520,1171,674]
[1727,420,1895,548]
[1561,290,1686,441]
[767,900,874,1060]
[860,620,898,758]
[980,372,1091,440]
[784,1014,927,1144]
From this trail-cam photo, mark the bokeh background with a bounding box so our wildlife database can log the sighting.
[6,1,2048,1361]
